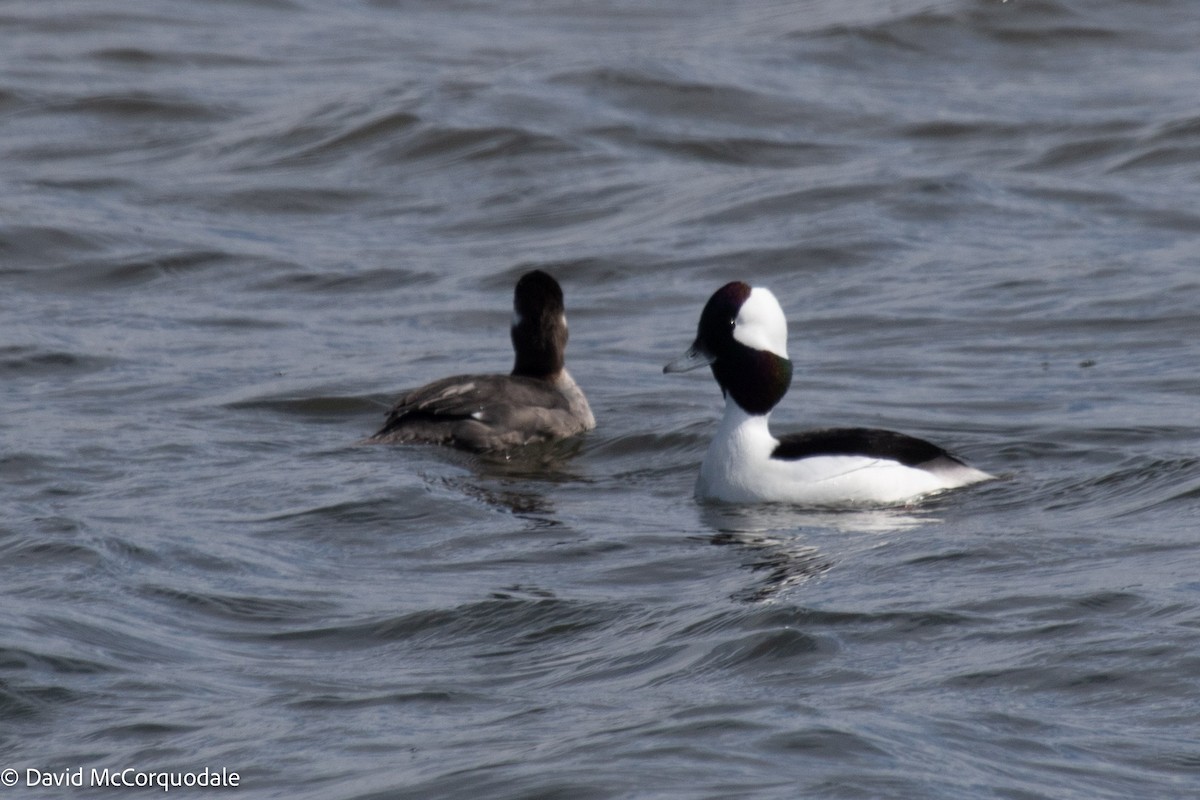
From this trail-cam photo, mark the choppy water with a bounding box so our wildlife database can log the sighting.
[3,1,1200,797]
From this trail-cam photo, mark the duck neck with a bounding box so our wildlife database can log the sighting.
[511,318,565,379]
[712,350,792,416]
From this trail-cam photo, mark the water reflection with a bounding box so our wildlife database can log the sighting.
[702,504,934,536]
[437,474,560,520]
[700,504,933,602]
[432,438,590,521]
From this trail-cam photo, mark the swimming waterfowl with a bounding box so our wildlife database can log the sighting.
[367,270,594,451]
[664,281,992,505]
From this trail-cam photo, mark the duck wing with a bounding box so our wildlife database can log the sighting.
[772,427,965,467]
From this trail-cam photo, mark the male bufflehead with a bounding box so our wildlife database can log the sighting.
[664,281,992,506]
[367,270,594,451]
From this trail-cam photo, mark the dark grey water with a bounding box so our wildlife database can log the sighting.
[3,0,1199,797]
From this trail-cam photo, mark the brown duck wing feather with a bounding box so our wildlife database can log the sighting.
[369,374,575,450]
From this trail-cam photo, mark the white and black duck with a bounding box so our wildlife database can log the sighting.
[665,281,992,506]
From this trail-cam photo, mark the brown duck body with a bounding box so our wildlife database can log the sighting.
[367,271,594,452]
[368,370,593,451]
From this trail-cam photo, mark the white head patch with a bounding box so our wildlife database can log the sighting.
[732,287,788,359]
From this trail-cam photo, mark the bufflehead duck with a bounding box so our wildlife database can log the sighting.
[664,281,992,506]
[367,270,594,451]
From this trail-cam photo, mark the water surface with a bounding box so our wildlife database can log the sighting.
[3,1,1199,798]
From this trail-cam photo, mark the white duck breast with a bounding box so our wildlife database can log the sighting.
[367,270,594,452]
[666,281,993,507]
